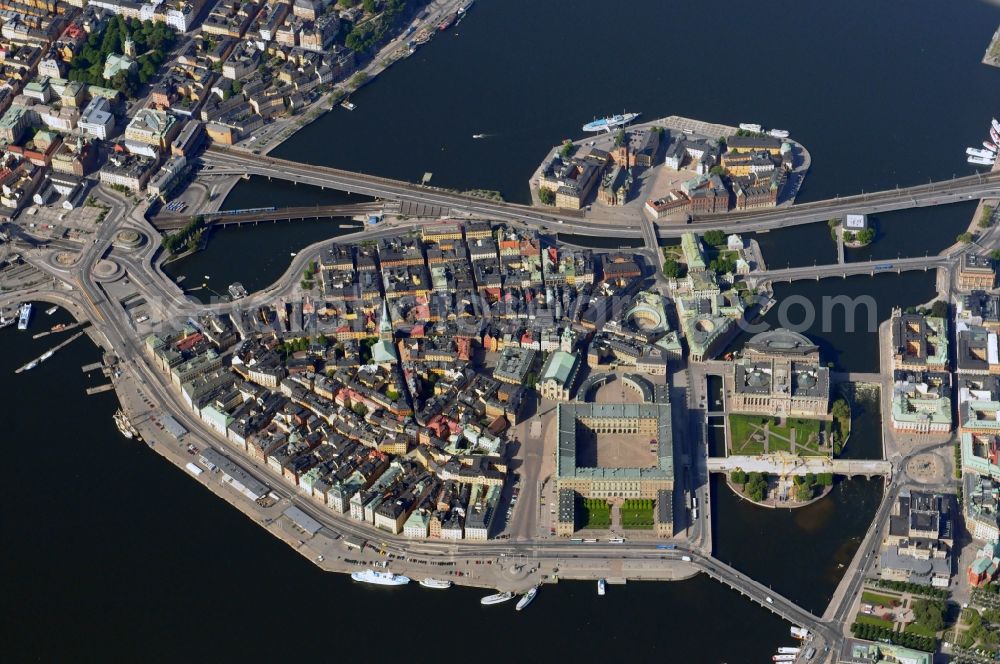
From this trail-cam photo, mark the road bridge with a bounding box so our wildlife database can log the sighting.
[151,203,382,230]
[200,145,1000,239]
[707,454,892,478]
[747,255,948,285]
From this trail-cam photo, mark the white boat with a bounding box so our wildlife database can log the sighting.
[768,129,790,138]
[985,141,998,152]
[773,656,796,662]
[790,626,810,639]
[351,569,410,586]
[970,155,997,166]
[967,147,996,158]
[992,127,1000,145]
[39,350,54,362]
[739,123,762,132]
[597,578,606,596]
[419,578,452,589]
[21,359,38,371]
[515,586,538,611]
[341,101,357,111]
[480,591,514,605]
[17,303,32,330]
[777,647,801,655]
[472,134,486,139]
[45,306,57,315]
[993,117,1000,134]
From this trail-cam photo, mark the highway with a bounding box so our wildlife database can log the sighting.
[150,203,381,230]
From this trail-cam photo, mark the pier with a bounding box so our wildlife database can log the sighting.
[32,320,87,339]
[15,331,85,374]
[86,384,115,395]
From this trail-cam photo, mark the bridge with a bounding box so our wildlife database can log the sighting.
[200,145,1000,238]
[707,454,892,478]
[831,371,885,384]
[747,255,948,285]
[151,202,383,231]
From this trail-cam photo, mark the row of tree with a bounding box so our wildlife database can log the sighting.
[849,622,934,652]
[161,216,205,255]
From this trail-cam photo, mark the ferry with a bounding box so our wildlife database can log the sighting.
[581,112,640,133]
[768,129,790,139]
[967,147,996,158]
[597,579,606,596]
[777,647,801,655]
[480,591,514,605]
[45,305,57,315]
[515,586,538,611]
[419,578,452,589]
[970,155,997,166]
[17,302,32,330]
[790,626,810,640]
[351,569,410,586]
[340,100,356,111]
[739,122,762,132]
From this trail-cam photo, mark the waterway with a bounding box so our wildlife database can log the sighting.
[8,0,1000,658]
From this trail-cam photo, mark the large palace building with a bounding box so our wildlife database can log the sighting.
[727,328,831,419]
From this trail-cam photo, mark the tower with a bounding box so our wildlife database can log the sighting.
[378,299,393,341]
[123,37,136,58]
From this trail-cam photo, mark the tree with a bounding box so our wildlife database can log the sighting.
[662,258,686,279]
[538,187,555,206]
[831,398,850,422]
[709,165,726,177]
[912,598,945,632]
[613,128,626,147]
[957,231,975,244]
[991,249,1000,261]
[730,469,747,485]
[709,255,736,275]
[349,71,370,87]
[980,205,995,228]
[828,218,840,228]
[351,402,368,417]
[363,0,377,11]
[559,139,574,158]
[929,300,948,319]
[856,227,876,245]
[702,230,726,247]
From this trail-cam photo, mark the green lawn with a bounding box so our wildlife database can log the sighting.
[728,415,824,455]
[862,591,901,607]
[580,498,611,529]
[855,613,894,629]
[728,414,768,455]
[904,623,938,638]
[621,499,655,529]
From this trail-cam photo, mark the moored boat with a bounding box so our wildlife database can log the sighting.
[773,656,796,662]
[581,112,640,133]
[968,147,996,158]
[768,128,790,138]
[351,569,410,586]
[45,306,57,315]
[419,578,452,589]
[597,578,606,596]
[515,586,538,611]
[777,647,801,654]
[985,141,998,152]
[993,117,1000,134]
[970,155,997,166]
[17,303,32,330]
[991,127,1000,145]
[739,122,762,132]
[480,591,514,605]
[790,626,810,639]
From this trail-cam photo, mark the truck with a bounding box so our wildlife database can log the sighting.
[681,555,692,562]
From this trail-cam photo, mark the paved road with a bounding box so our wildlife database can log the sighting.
[707,455,892,477]
[749,255,949,284]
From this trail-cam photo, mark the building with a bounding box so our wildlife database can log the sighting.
[959,253,996,290]
[728,329,830,419]
[124,108,179,150]
[891,310,949,372]
[537,350,581,401]
[493,346,536,385]
[370,299,398,367]
[147,155,187,197]
[891,372,952,434]
[880,490,953,588]
[98,153,157,192]
[965,474,1000,541]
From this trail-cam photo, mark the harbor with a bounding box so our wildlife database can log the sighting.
[14,330,85,374]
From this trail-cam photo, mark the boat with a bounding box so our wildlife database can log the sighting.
[228,282,248,300]
[21,359,39,371]
[768,129,790,138]
[993,117,1000,134]
[480,591,514,605]
[969,155,997,166]
[967,147,996,158]
[113,409,139,440]
[790,626,810,639]
[597,579,606,596]
[739,123,763,132]
[45,306,57,315]
[581,112,640,133]
[773,656,796,662]
[351,569,410,586]
[777,647,801,654]
[472,134,486,139]
[438,12,457,30]
[17,303,32,330]
[340,101,356,111]
[515,586,538,611]
[985,141,998,152]
[419,578,452,589]
[991,127,1000,144]
[39,350,54,362]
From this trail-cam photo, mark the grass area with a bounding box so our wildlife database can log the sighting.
[855,613,894,629]
[905,622,938,638]
[621,499,654,529]
[728,415,824,455]
[861,591,901,607]
[579,498,610,529]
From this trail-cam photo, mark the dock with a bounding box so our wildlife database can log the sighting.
[86,383,115,395]
[32,320,86,340]
[81,362,102,372]
[15,331,85,374]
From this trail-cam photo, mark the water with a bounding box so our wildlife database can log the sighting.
[845,201,979,262]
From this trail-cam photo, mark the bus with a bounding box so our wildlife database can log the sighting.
[609,537,625,544]
[656,544,677,550]
[583,538,598,543]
